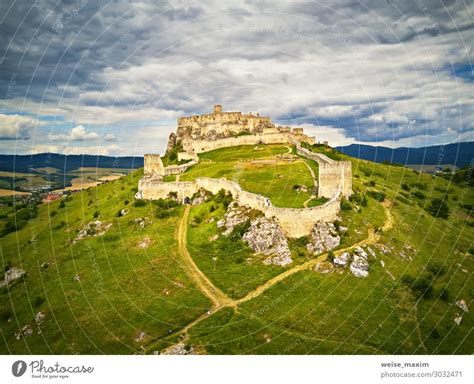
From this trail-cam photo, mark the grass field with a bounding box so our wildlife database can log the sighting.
[0,145,472,354]
[0,170,211,354]
[183,152,473,354]
[180,145,314,208]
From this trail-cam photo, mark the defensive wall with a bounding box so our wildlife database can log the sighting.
[182,132,313,154]
[296,144,352,198]
[137,176,340,238]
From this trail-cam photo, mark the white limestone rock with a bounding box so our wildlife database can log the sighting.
[192,188,210,206]
[35,312,46,325]
[350,246,370,278]
[243,217,293,266]
[73,221,112,243]
[366,246,376,258]
[455,299,469,313]
[0,268,26,288]
[334,252,351,267]
[306,222,340,255]
[219,203,253,236]
[134,217,152,228]
[161,342,194,355]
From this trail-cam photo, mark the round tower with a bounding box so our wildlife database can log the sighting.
[213,104,222,114]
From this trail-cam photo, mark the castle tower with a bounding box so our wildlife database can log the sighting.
[213,104,222,114]
[144,154,165,177]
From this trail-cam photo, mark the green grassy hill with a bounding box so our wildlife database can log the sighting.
[0,144,472,354]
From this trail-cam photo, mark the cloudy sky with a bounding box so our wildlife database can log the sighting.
[0,0,472,156]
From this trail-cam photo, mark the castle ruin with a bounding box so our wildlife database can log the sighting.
[138,105,352,237]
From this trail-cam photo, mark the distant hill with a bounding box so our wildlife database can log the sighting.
[0,153,144,174]
[336,141,473,167]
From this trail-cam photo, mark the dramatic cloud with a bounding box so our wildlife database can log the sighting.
[48,125,101,141]
[0,0,472,154]
[0,114,44,140]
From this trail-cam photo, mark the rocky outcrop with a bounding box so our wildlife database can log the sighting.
[166,132,177,154]
[333,252,351,267]
[73,221,112,243]
[217,203,253,236]
[192,188,211,206]
[35,312,46,325]
[135,217,152,229]
[161,342,194,355]
[15,324,33,340]
[455,299,469,313]
[243,217,292,266]
[349,246,370,278]
[0,268,26,288]
[306,222,340,255]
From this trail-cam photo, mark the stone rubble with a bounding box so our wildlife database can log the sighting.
[243,217,293,266]
[73,221,112,243]
[306,222,340,255]
[0,267,26,288]
[349,246,370,278]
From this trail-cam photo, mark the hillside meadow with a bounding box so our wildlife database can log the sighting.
[0,144,472,354]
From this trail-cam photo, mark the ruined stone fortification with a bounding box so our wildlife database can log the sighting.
[138,177,340,238]
[172,105,315,156]
[143,154,165,177]
[138,105,352,237]
[296,144,352,198]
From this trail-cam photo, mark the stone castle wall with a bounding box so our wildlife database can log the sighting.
[144,154,165,177]
[296,144,352,198]
[137,176,340,238]
[138,179,198,200]
[183,132,313,154]
[318,161,352,199]
[163,160,198,176]
[140,105,352,238]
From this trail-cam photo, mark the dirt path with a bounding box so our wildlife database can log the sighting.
[177,206,235,308]
[152,200,394,353]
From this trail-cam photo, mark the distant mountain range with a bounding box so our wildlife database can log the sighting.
[0,153,144,173]
[0,142,472,174]
[336,141,473,167]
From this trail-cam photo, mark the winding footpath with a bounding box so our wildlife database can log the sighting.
[177,206,235,308]
[147,200,394,353]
